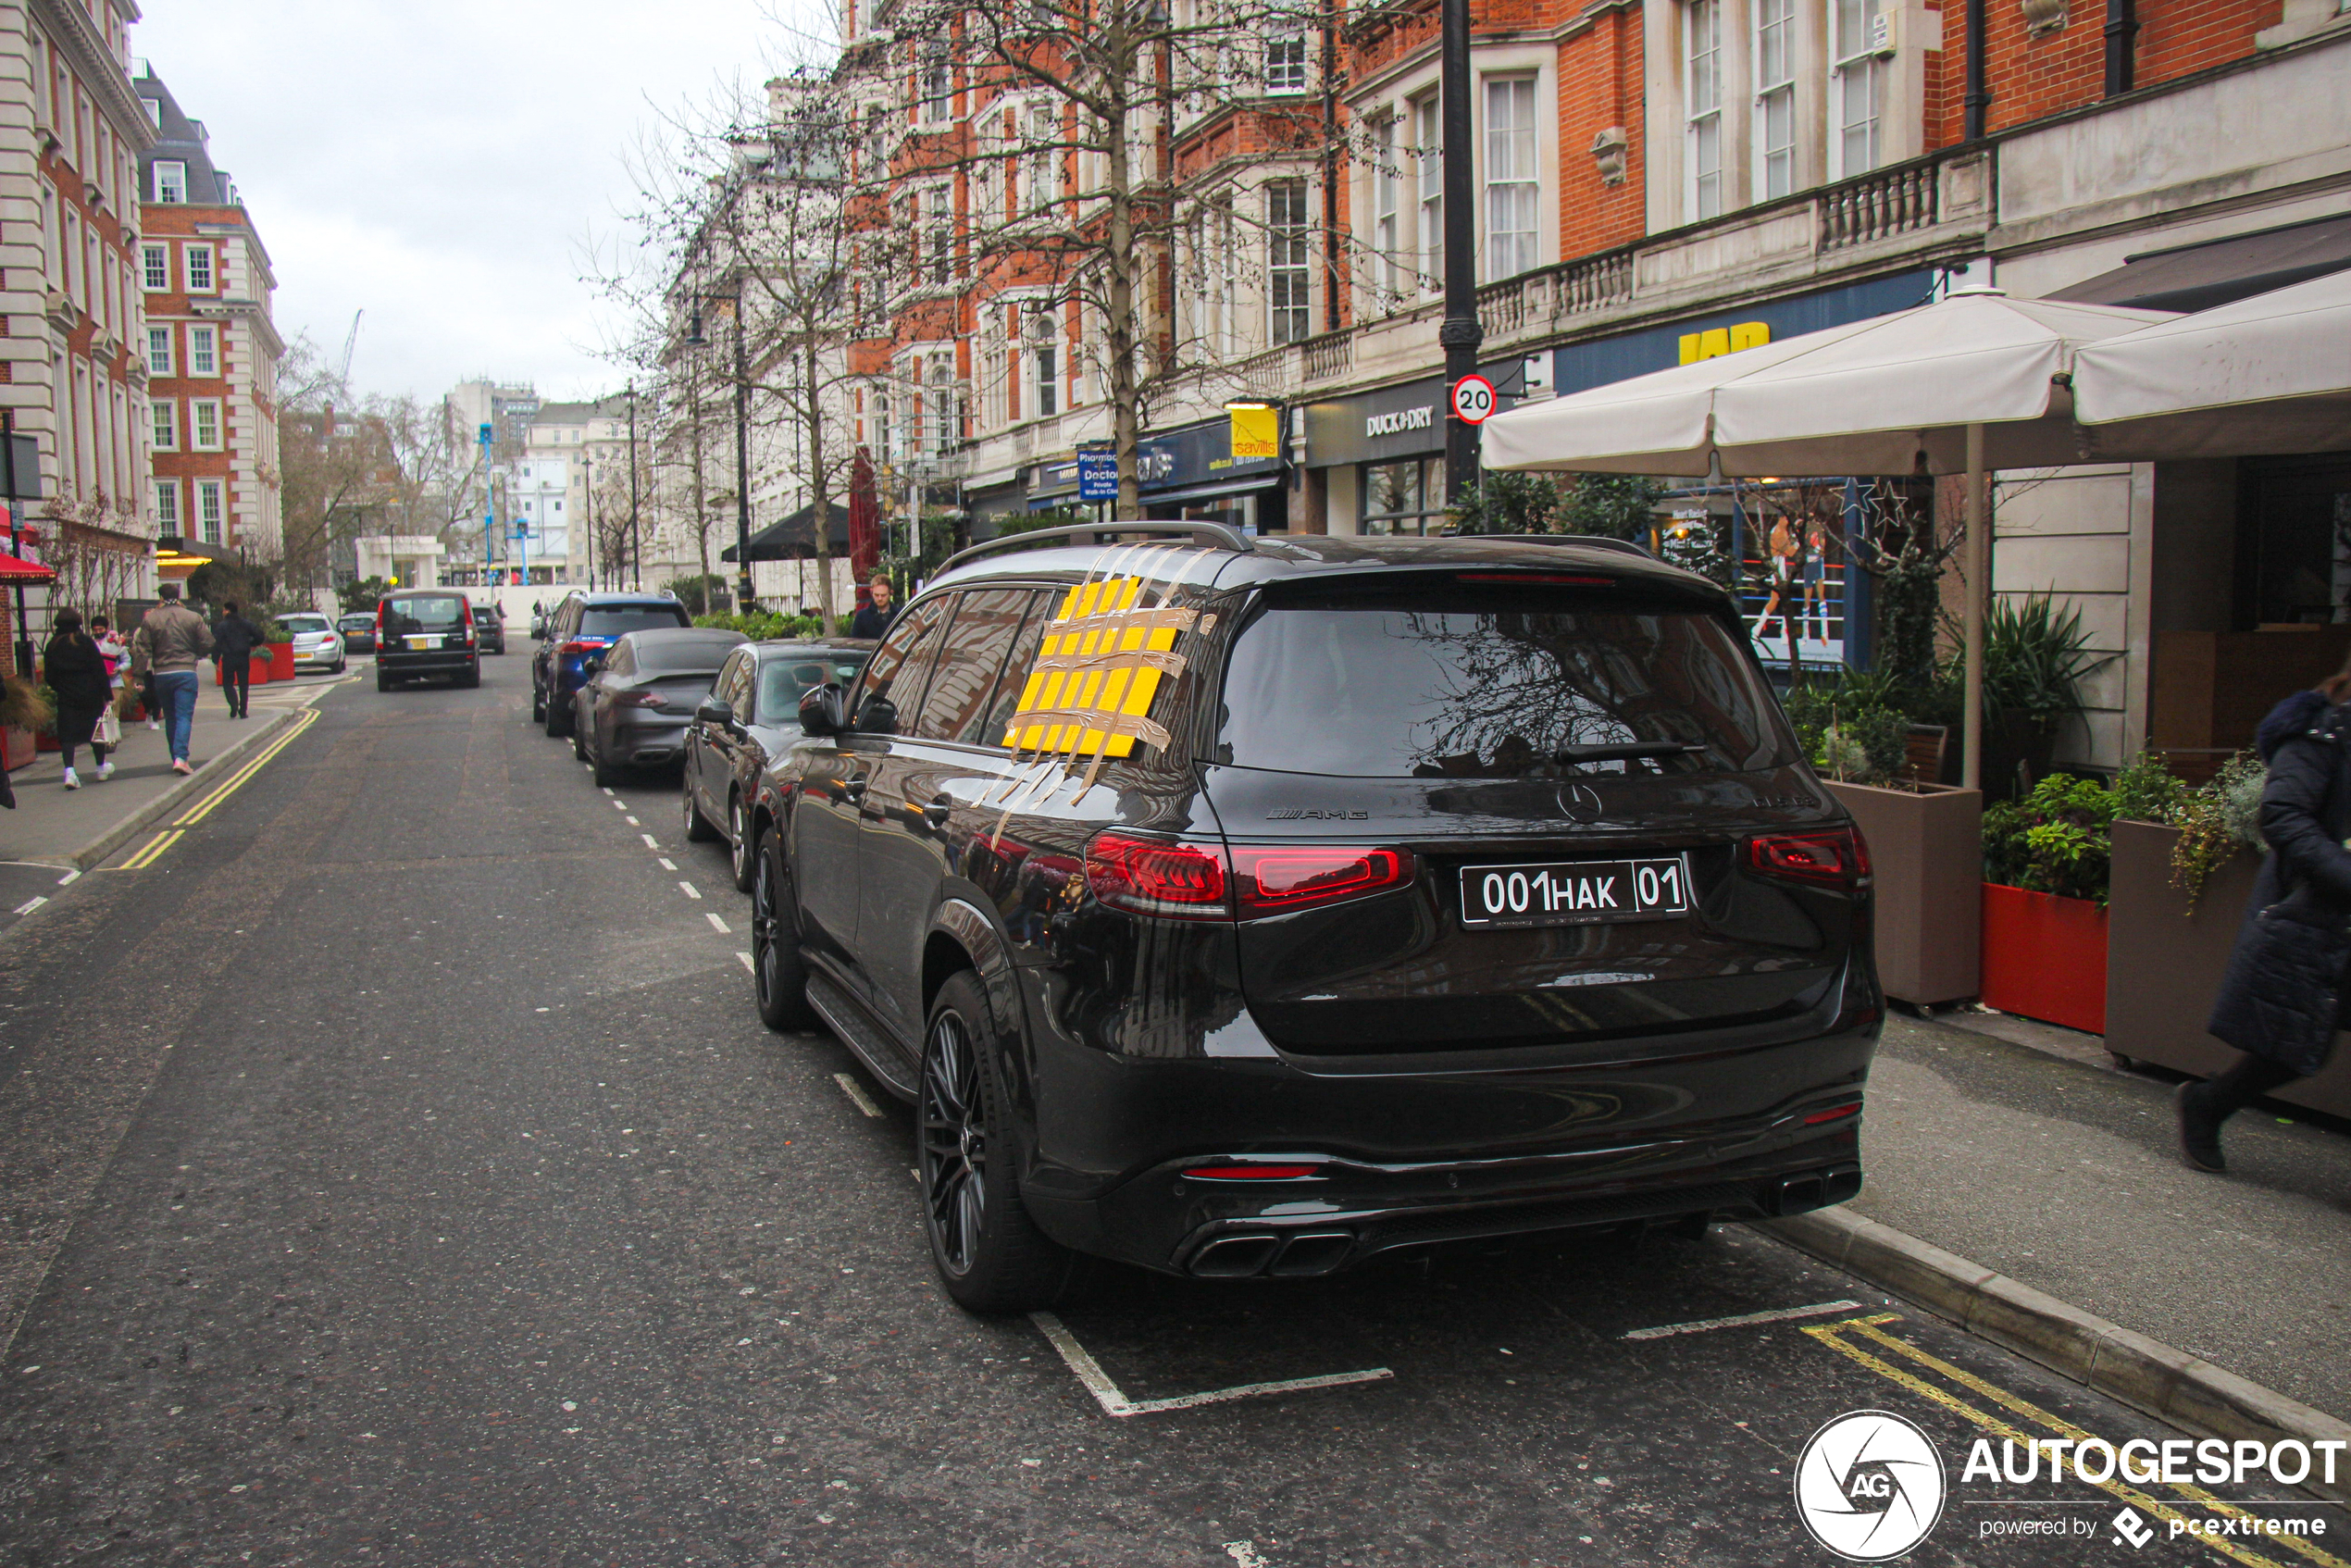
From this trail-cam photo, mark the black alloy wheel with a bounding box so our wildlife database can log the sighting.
[682,771,718,841]
[590,721,620,788]
[917,971,1078,1313]
[751,828,815,1032]
[728,795,755,892]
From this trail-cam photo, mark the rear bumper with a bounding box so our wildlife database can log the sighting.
[608,716,690,765]
[1015,987,1877,1276]
[379,652,477,676]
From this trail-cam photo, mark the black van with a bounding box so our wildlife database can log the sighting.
[745,525,1878,1311]
[375,591,481,691]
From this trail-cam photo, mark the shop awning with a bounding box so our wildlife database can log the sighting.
[0,553,55,582]
[2049,213,2351,316]
[2071,269,2351,457]
[719,503,850,563]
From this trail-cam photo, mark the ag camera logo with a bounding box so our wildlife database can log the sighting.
[1794,1410,1947,1561]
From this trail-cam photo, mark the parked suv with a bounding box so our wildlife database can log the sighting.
[531,592,690,736]
[375,591,479,690]
[472,601,506,655]
[744,524,1879,1312]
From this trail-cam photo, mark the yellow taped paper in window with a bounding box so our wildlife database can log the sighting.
[1003,574,1191,758]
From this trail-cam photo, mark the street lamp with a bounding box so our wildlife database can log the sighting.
[1439,0,1480,506]
[683,296,755,615]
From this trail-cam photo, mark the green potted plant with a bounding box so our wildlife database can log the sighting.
[1973,592,2111,803]
[1979,769,2134,1033]
[1786,675,1984,1009]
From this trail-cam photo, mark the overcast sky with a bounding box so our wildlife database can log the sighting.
[131,0,829,405]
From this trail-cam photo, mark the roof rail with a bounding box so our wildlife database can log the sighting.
[1474,533,1657,560]
[939,520,1253,575]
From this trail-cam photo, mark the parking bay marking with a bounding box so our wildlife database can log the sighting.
[706,913,731,934]
[737,952,753,973]
[678,881,703,900]
[641,834,661,850]
[113,829,183,871]
[1623,1299,1862,1339]
[12,895,46,915]
[1029,1311,1394,1417]
[1804,1315,2345,1568]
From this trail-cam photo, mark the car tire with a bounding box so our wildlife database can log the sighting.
[590,728,619,788]
[544,689,568,737]
[919,970,1080,1313]
[728,794,756,892]
[682,773,719,841]
[572,719,588,762]
[332,658,347,675]
[752,828,817,1033]
[461,663,480,689]
[532,683,546,723]
[376,670,392,693]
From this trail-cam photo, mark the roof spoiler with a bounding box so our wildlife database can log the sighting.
[940,520,1253,575]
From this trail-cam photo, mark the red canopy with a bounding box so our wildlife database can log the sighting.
[847,446,880,601]
[0,552,53,582]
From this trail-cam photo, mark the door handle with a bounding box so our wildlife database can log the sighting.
[922,795,952,829]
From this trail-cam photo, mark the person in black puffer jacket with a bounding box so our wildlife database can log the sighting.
[44,608,115,789]
[2178,671,2351,1172]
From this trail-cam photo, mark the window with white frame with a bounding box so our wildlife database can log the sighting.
[1026,304,1058,418]
[1414,94,1443,295]
[1835,0,1884,177]
[153,160,186,203]
[919,42,952,123]
[1267,179,1310,345]
[1264,22,1308,94]
[925,355,958,454]
[981,307,1010,428]
[195,479,224,544]
[141,243,168,291]
[183,244,214,292]
[1485,78,1539,280]
[189,324,218,377]
[150,398,176,449]
[192,398,221,450]
[145,326,172,377]
[1756,0,1796,198]
[155,479,180,532]
[1686,0,1723,220]
[925,187,952,285]
[1373,117,1401,305]
[141,96,159,128]
[1025,107,1060,213]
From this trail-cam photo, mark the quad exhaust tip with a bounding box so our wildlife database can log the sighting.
[1189,1230,1355,1279]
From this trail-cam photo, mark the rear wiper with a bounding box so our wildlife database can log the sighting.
[1551,741,1708,763]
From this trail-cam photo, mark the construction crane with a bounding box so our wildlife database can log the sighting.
[337,310,364,391]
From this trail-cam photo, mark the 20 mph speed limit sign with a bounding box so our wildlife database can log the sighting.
[1451,374,1497,424]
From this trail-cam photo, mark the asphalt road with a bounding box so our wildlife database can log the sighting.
[0,665,2340,1567]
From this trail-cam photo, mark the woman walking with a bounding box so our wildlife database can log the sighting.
[2179,666,2351,1171]
[44,608,115,789]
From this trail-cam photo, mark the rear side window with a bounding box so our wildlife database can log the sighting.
[603,641,636,677]
[580,604,690,638]
[636,636,740,673]
[382,594,465,634]
[854,600,950,730]
[972,604,1051,748]
[757,651,867,721]
[1216,590,1794,778]
[914,589,1037,743]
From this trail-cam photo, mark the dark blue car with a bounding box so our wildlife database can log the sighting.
[530,592,691,737]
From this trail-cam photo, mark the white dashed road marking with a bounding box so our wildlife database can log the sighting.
[706,913,731,934]
[678,881,702,900]
[626,816,640,826]
[641,834,660,849]
[1028,1313,1393,1416]
[601,787,616,796]
[736,952,754,973]
[1622,1300,1864,1341]
[833,1074,885,1118]
[658,857,677,870]
[13,896,47,915]
[54,869,80,886]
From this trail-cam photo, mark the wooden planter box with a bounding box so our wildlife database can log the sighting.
[2105,819,2351,1119]
[1982,882,2108,1034]
[1,722,31,770]
[1825,779,1982,1007]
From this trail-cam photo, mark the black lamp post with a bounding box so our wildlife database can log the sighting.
[1439,0,1481,508]
[684,299,755,614]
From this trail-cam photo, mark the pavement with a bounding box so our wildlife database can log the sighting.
[0,662,2346,1564]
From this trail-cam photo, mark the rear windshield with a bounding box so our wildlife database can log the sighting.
[339,616,373,630]
[581,604,690,638]
[283,615,330,634]
[1216,592,1794,778]
[759,652,869,717]
[635,637,740,674]
[382,595,466,633]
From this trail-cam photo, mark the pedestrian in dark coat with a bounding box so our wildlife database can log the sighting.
[210,600,262,719]
[44,608,114,789]
[2178,670,2351,1172]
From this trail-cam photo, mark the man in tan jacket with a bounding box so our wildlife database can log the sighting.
[131,583,213,773]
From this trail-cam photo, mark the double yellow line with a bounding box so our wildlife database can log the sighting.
[1806,1314,2348,1568]
[112,707,319,871]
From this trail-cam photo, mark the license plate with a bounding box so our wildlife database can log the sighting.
[1458,855,1691,928]
[405,636,431,650]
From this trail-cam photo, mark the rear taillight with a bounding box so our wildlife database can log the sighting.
[1085,832,1228,919]
[1181,1164,1322,1180]
[561,639,605,655]
[1085,835,1419,920]
[1748,828,1871,890]
[1231,846,1415,913]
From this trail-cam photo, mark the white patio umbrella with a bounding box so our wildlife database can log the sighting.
[1483,288,2174,789]
[2071,268,2351,458]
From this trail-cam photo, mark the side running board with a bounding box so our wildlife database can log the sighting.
[804,972,919,1101]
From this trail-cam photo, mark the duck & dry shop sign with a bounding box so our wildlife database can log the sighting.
[1304,368,1532,536]
[1027,412,1287,533]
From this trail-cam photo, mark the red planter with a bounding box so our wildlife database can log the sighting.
[267,642,295,681]
[215,654,271,687]
[1980,882,2109,1035]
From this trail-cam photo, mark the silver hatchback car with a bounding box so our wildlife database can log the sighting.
[280,612,346,674]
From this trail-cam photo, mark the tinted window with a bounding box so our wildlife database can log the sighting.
[758,651,869,722]
[973,598,1052,748]
[580,604,690,637]
[382,594,465,633]
[1217,591,1794,778]
[634,634,743,673]
[853,601,949,731]
[603,641,635,677]
[914,589,1037,743]
[283,614,330,634]
[338,616,372,631]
